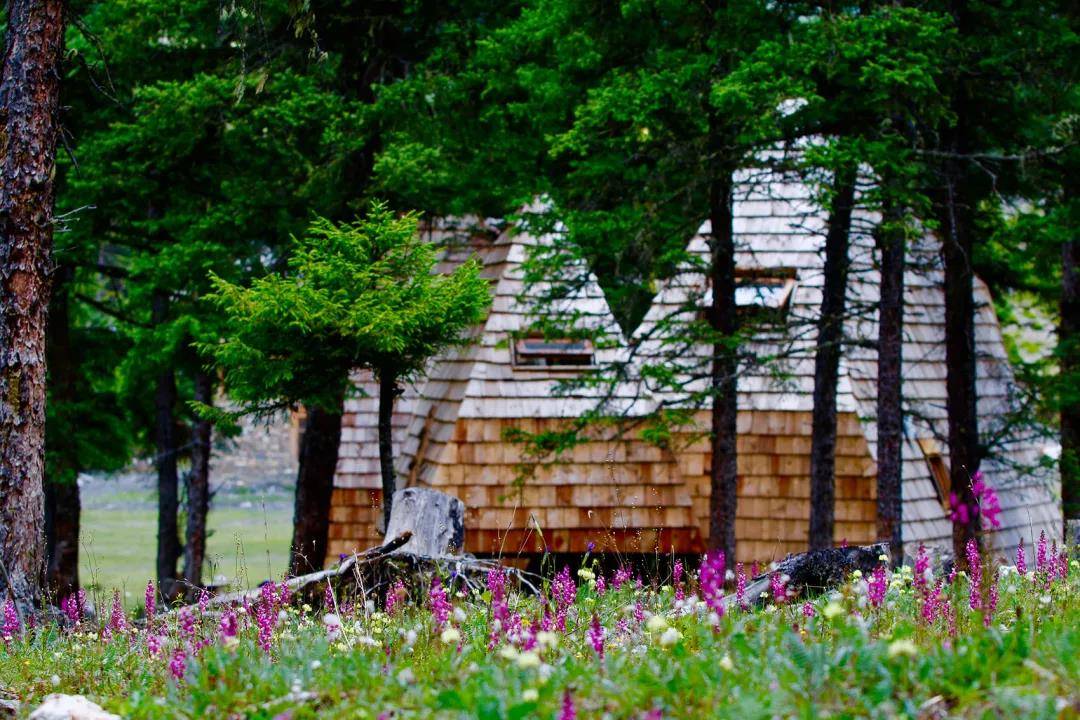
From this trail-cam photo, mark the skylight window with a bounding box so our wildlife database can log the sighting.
[701,268,798,323]
[512,337,595,368]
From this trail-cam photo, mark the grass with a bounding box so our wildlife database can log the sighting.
[80,504,293,606]
[1,542,1077,718]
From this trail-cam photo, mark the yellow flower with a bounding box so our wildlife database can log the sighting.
[822,602,844,619]
[645,614,668,633]
[522,689,539,703]
[516,651,541,669]
[719,654,734,671]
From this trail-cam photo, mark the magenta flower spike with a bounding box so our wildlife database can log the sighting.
[1016,539,1027,575]
[699,552,726,616]
[145,580,156,622]
[588,613,604,660]
[429,576,452,628]
[558,691,577,720]
[965,539,982,611]
[1,600,19,643]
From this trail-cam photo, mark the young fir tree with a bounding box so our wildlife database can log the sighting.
[204,204,490,574]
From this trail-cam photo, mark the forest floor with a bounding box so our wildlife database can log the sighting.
[1,543,1076,718]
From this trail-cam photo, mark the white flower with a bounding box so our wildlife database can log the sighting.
[536,631,558,649]
[405,629,417,647]
[659,627,682,647]
[522,689,539,703]
[645,614,668,633]
[310,660,321,670]
[822,602,844,619]
[499,645,519,660]
[516,650,541,669]
[577,568,595,581]
[707,612,720,627]
[719,654,734,671]
[887,639,918,658]
[50,674,60,687]
[453,607,468,623]
[397,667,416,684]
[440,627,462,645]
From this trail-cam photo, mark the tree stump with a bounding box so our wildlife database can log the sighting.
[383,488,465,557]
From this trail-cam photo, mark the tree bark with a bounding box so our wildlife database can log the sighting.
[182,368,213,597]
[875,202,905,563]
[44,264,80,599]
[808,170,857,551]
[937,176,982,561]
[1061,188,1079,543]
[152,291,183,602]
[0,0,66,611]
[707,166,738,563]
[378,368,401,532]
[289,389,344,576]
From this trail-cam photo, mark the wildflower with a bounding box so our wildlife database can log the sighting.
[770,573,789,605]
[965,539,982,611]
[985,570,999,628]
[576,568,595,582]
[323,613,343,642]
[536,630,558,649]
[219,609,238,642]
[867,565,887,608]
[969,472,1002,529]
[1036,531,1048,575]
[559,691,576,720]
[108,591,127,635]
[440,627,461,645]
[645,614,668,633]
[60,593,81,627]
[673,560,684,603]
[822,601,844,620]
[718,654,734,671]
[613,566,632,590]
[552,566,577,632]
[198,588,210,615]
[145,581,156,623]
[914,545,931,594]
[595,574,607,595]
[429,576,452,628]
[921,580,943,625]
[255,600,276,654]
[736,563,748,610]
[179,607,197,641]
[588,614,604,659]
[802,602,814,618]
[699,552,726,617]
[887,638,918,658]
[2,601,19,643]
[659,627,682,647]
[1016,539,1027,575]
[147,633,163,658]
[516,650,541,669]
[522,688,539,703]
[169,649,186,682]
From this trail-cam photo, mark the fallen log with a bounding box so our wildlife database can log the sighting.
[725,542,889,609]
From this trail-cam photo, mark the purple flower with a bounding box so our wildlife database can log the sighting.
[179,607,197,641]
[867,564,887,608]
[699,552,726,616]
[921,580,943,625]
[802,602,814,618]
[61,593,82,627]
[612,566,631,590]
[1,600,19,643]
[145,580,156,622]
[984,570,999,628]
[198,588,211,615]
[586,541,596,553]
[588,613,604,660]
[108,591,127,635]
[1036,531,1048,575]
[169,648,186,682]
[672,561,684,603]
[219,608,238,641]
[386,579,405,616]
[552,566,577,632]
[1015,539,1027,575]
[966,539,982,611]
[735,564,748,611]
[914,544,931,594]
[595,574,607,596]
[147,632,163,657]
[559,691,576,720]
[429,576,452,628]
[970,472,1002,529]
[770,573,788,605]
[325,582,336,612]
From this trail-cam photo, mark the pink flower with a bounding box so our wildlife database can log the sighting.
[770,573,788,605]
[179,607,197,641]
[325,582,335,612]
[673,560,684,602]
[198,588,211,615]
[588,614,604,660]
[595,574,607,596]
[1015,539,1027,575]
[921,580,943,625]
[145,581,156,622]
[699,552,726,616]
[385,579,405,616]
[867,565,887,608]
[969,472,1002,529]
[429,576,451,628]
[147,632,163,657]
[1,600,19,643]
[984,570,999,628]
[219,609,238,641]
[802,602,814,618]
[61,593,82,627]
[1036,531,1048,574]
[108,591,127,635]
[966,539,982,611]
[559,691,576,720]
[613,566,631,590]
[169,648,186,682]
[914,544,931,594]
[735,564,748,611]
[552,567,577,632]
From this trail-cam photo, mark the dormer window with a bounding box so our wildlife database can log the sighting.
[917,437,951,510]
[513,336,595,368]
[701,268,798,323]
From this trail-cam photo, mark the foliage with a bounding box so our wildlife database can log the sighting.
[203,204,491,415]
[0,548,1076,718]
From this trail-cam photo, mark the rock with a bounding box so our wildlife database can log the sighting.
[383,487,465,557]
[0,698,19,717]
[28,694,119,720]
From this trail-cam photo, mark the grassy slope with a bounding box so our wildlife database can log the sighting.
[79,504,292,605]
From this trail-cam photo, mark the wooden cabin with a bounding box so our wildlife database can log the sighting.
[327,166,1060,565]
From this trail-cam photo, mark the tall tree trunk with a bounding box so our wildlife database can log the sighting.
[0,0,65,612]
[875,203,905,564]
[707,167,739,563]
[182,368,213,597]
[1061,187,1079,544]
[378,368,401,532]
[44,264,80,599]
[289,388,344,576]
[152,291,183,602]
[937,176,982,561]
[808,170,857,551]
